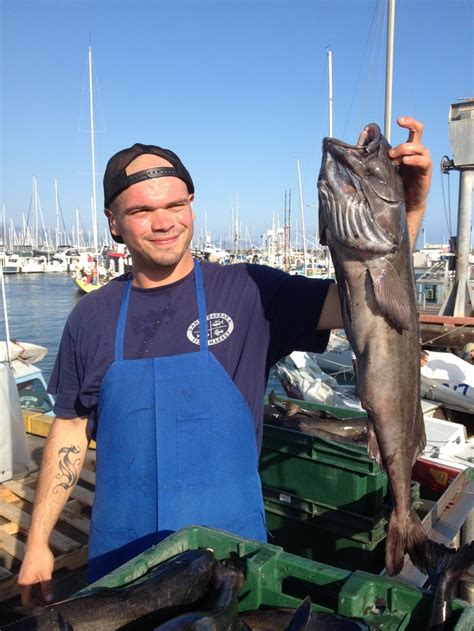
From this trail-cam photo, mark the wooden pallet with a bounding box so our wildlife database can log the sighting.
[0,463,95,602]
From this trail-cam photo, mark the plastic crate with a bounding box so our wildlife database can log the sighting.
[264,493,386,573]
[263,486,388,544]
[260,422,389,516]
[82,526,473,630]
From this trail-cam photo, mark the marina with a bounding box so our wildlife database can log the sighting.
[1,0,473,627]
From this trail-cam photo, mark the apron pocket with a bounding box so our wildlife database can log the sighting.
[177,411,212,487]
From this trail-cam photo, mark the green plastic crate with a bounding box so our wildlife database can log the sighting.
[264,495,386,573]
[263,481,421,545]
[82,526,473,630]
[260,422,389,516]
[263,486,389,544]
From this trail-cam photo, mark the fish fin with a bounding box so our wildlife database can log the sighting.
[424,541,474,631]
[405,508,429,573]
[284,596,312,631]
[286,402,302,418]
[367,422,384,469]
[386,508,426,576]
[411,406,427,466]
[368,259,412,331]
[411,538,474,581]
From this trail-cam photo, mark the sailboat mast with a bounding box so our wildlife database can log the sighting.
[296,160,307,276]
[88,45,98,253]
[384,0,396,142]
[33,176,39,247]
[54,179,60,249]
[327,47,333,137]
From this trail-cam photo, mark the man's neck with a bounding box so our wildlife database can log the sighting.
[131,251,195,288]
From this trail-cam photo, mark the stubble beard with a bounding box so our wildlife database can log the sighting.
[140,226,194,269]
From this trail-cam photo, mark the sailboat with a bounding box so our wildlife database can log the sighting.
[73,45,104,294]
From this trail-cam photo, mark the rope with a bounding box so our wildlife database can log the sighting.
[424,321,473,345]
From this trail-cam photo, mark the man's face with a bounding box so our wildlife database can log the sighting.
[106,155,195,274]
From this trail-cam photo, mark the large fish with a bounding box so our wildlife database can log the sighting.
[154,554,245,630]
[239,601,367,630]
[317,123,442,577]
[3,550,216,631]
[264,392,367,443]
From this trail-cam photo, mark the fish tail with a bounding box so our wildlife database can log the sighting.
[284,596,312,631]
[406,507,430,572]
[386,508,426,576]
[415,539,474,582]
[423,541,474,631]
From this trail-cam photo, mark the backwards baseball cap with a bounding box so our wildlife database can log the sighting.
[103,143,194,243]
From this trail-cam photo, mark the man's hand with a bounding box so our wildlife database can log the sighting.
[18,543,55,607]
[389,116,432,247]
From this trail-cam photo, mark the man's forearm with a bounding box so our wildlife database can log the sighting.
[406,207,425,251]
[27,416,89,547]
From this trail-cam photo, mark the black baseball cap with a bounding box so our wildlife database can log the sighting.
[103,143,194,243]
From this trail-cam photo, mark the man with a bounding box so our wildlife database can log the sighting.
[463,342,474,364]
[18,116,431,606]
[420,350,429,367]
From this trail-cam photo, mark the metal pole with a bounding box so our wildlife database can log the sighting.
[454,169,473,316]
[2,205,5,250]
[0,265,12,367]
[296,160,307,276]
[327,48,333,137]
[55,179,60,249]
[384,0,396,142]
[88,46,98,254]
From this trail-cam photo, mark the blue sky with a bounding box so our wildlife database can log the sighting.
[1,0,472,248]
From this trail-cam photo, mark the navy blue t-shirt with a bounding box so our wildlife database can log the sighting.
[48,261,332,449]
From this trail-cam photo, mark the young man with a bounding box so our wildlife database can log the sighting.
[18,116,431,606]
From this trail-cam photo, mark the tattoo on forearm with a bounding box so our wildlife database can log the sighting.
[53,446,81,493]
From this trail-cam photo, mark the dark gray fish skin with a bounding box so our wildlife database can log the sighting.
[317,123,427,576]
[2,549,216,631]
[239,607,368,630]
[154,557,245,631]
[425,541,474,631]
[284,596,311,631]
[264,393,367,443]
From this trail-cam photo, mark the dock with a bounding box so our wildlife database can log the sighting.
[0,413,96,609]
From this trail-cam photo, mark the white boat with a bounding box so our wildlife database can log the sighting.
[0,341,55,415]
[0,362,31,481]
[315,330,353,376]
[3,253,46,273]
[421,350,474,414]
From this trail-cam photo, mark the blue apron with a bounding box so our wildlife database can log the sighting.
[88,260,266,582]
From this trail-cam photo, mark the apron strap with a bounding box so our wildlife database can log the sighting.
[115,261,208,360]
[115,277,132,361]
[193,260,208,352]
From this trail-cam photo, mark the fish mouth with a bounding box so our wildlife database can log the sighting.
[355,123,380,147]
[324,123,381,154]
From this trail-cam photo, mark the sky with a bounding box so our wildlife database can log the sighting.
[1,0,473,249]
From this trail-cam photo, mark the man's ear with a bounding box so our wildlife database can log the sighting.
[189,194,196,221]
[105,208,121,240]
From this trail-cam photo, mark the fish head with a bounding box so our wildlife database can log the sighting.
[318,123,405,252]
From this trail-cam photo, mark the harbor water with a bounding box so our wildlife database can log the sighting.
[0,271,286,395]
[1,273,81,382]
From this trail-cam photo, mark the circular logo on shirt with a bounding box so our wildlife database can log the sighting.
[187,313,234,346]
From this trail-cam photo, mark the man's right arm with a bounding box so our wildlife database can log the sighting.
[18,416,89,607]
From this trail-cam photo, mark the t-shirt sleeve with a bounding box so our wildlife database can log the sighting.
[48,316,89,419]
[245,264,334,368]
